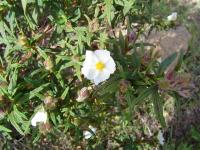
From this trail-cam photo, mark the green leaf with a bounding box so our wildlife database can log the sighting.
[36,46,48,60]
[50,112,57,125]
[128,86,155,108]
[8,112,25,135]
[29,83,50,99]
[157,52,177,76]
[8,68,18,96]
[21,0,28,14]
[97,76,120,96]
[191,127,200,142]
[123,0,134,15]
[104,0,114,26]
[61,87,69,100]
[175,50,184,71]
[119,31,125,50]
[0,125,12,133]
[59,61,74,71]
[132,50,141,69]
[152,88,166,127]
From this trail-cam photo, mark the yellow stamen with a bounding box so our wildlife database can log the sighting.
[95,61,105,71]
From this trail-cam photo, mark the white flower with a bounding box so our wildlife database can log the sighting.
[157,130,165,145]
[83,125,97,139]
[31,109,48,126]
[81,50,116,85]
[167,12,177,21]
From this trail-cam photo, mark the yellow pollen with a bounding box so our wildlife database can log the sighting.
[95,61,105,71]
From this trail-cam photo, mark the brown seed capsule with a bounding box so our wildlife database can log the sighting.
[44,57,54,71]
[88,18,99,33]
[76,87,89,102]
[18,35,27,46]
[91,41,99,50]
[0,109,6,119]
[0,81,8,88]
[43,96,56,109]
[0,95,5,102]
[119,79,131,94]
[158,79,171,90]
[39,122,51,135]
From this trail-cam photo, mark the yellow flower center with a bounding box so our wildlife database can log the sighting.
[95,61,105,71]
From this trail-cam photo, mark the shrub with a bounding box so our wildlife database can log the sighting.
[0,0,193,149]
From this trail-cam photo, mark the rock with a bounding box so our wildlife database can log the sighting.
[179,0,200,9]
[146,26,191,72]
[147,26,191,60]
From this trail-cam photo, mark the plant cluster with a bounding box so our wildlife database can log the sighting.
[0,0,194,149]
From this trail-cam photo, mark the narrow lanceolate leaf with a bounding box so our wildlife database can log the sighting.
[8,112,25,135]
[157,52,177,76]
[175,50,184,71]
[0,125,12,133]
[104,0,114,26]
[123,0,134,16]
[61,87,69,100]
[36,46,48,60]
[131,86,155,107]
[29,83,50,99]
[21,0,28,14]
[152,88,166,127]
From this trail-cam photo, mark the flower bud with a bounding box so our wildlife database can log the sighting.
[0,95,5,102]
[158,79,171,90]
[91,41,99,50]
[73,118,81,126]
[127,31,136,43]
[0,81,8,88]
[0,109,6,119]
[39,122,51,135]
[76,87,89,102]
[119,79,131,94]
[18,35,27,46]
[44,57,54,71]
[44,96,56,109]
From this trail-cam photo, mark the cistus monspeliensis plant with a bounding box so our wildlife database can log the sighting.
[0,0,194,149]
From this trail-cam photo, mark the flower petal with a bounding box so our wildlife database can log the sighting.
[81,67,97,80]
[85,50,99,63]
[31,111,47,126]
[93,69,110,85]
[83,131,92,139]
[94,50,111,62]
[105,58,116,74]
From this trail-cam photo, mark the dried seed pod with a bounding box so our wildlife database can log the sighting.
[44,57,54,71]
[158,79,171,90]
[76,87,90,102]
[18,35,27,46]
[0,81,8,88]
[119,79,131,94]
[88,18,99,33]
[39,122,51,135]
[20,51,32,63]
[91,41,99,50]
[44,96,56,109]
[0,108,6,119]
